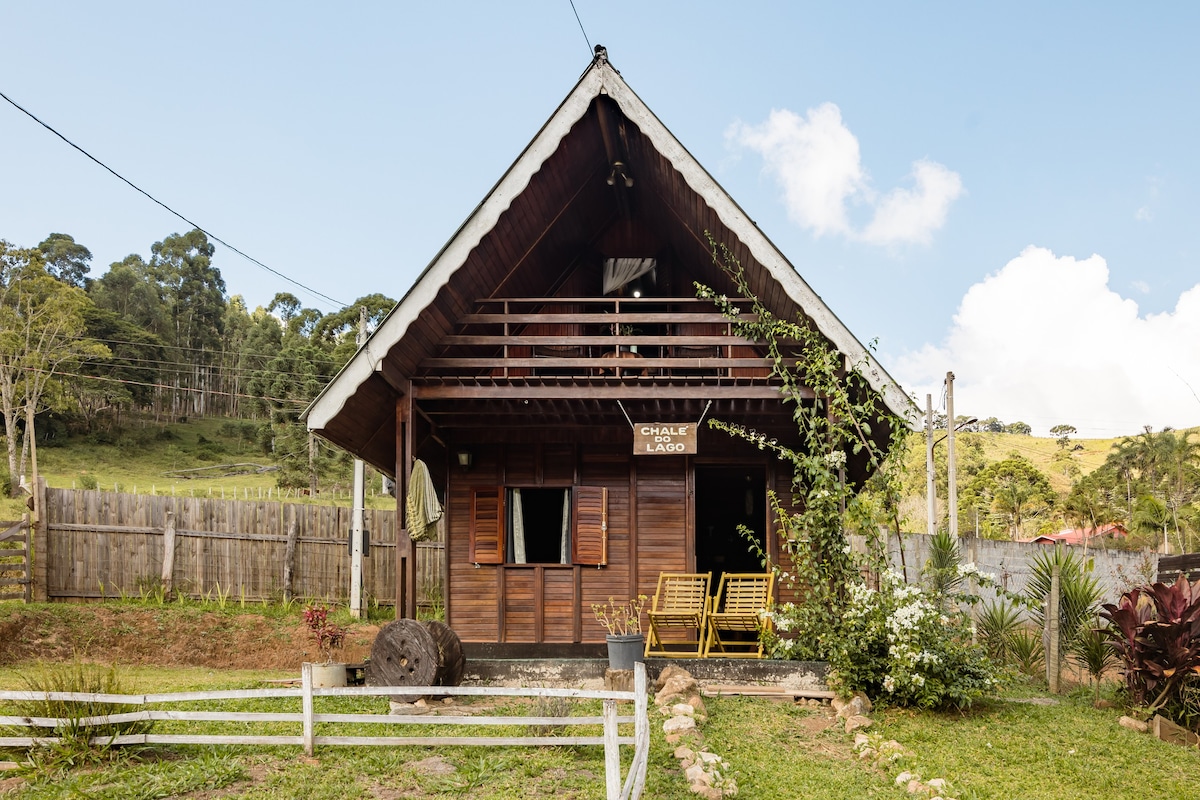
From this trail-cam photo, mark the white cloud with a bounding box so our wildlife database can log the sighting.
[1132,280,1151,294]
[728,105,864,237]
[861,160,965,246]
[1135,206,1152,222]
[729,104,963,246]
[892,246,1200,437]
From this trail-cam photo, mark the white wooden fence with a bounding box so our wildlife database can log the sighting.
[0,663,650,800]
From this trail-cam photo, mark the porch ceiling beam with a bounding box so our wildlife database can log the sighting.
[442,335,757,346]
[419,358,770,369]
[374,358,411,395]
[412,384,800,400]
[456,312,748,325]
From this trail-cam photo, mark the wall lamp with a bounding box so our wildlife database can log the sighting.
[456,450,473,470]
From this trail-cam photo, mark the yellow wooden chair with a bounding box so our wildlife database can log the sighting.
[644,572,712,657]
[702,573,775,658]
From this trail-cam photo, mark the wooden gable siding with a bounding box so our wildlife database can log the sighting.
[386,108,611,380]
[382,98,806,384]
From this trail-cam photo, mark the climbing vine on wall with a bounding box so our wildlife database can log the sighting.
[696,237,912,659]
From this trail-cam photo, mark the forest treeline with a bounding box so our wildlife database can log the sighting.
[0,229,393,496]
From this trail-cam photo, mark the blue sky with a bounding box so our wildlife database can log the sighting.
[3,2,1199,437]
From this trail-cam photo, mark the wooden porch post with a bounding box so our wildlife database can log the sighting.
[395,393,419,619]
[396,398,409,618]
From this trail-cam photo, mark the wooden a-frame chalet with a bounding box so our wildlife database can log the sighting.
[305,48,915,655]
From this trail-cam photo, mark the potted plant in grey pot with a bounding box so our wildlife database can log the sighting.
[591,595,648,670]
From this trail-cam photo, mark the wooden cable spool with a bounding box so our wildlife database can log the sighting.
[426,620,466,689]
[366,619,465,703]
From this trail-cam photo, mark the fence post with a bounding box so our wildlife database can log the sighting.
[302,662,315,756]
[631,661,650,800]
[1046,562,1061,693]
[283,518,299,603]
[22,513,31,603]
[33,479,48,602]
[160,510,177,593]
[603,697,620,800]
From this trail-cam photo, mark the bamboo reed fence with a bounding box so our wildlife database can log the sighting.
[0,663,650,800]
[33,485,443,607]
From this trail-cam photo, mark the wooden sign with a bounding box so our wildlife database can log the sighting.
[634,423,697,455]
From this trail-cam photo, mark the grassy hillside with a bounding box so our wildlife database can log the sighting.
[1,415,394,520]
[953,430,1113,492]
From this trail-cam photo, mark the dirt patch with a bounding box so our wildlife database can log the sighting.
[0,605,377,670]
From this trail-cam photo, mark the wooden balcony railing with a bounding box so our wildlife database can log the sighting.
[419,297,772,380]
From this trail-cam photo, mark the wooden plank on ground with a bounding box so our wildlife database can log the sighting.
[1152,715,1200,748]
[700,684,835,699]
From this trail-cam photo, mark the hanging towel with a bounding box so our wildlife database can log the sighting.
[405,459,443,542]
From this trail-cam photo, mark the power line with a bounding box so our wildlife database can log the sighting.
[23,369,309,407]
[568,0,592,54]
[77,350,338,383]
[0,87,346,310]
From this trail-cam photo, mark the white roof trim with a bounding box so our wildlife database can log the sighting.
[306,60,917,432]
[600,73,917,424]
[306,68,606,429]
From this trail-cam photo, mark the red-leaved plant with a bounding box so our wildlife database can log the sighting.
[1100,575,1200,725]
[302,604,348,663]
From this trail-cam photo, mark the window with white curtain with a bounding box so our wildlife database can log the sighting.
[506,487,571,564]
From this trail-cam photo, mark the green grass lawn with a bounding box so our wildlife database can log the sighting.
[1,415,394,520]
[3,662,1198,800]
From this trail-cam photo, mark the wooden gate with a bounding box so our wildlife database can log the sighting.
[0,515,32,602]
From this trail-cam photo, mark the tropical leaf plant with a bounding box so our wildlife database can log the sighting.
[1100,575,1200,727]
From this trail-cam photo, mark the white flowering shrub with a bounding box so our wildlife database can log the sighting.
[822,571,1000,710]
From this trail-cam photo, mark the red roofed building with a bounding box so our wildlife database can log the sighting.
[1025,523,1127,546]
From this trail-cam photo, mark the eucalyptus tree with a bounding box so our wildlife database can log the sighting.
[1063,470,1121,552]
[148,230,227,415]
[89,254,168,338]
[0,241,109,495]
[37,233,93,288]
[73,307,165,430]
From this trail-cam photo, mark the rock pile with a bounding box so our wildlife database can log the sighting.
[653,666,737,798]
[837,694,958,800]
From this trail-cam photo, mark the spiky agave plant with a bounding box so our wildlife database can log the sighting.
[978,600,1023,662]
[1072,618,1120,705]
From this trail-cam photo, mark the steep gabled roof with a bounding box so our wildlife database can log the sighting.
[305,50,917,472]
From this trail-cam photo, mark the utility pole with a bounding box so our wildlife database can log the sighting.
[350,307,368,619]
[946,371,959,538]
[925,393,936,536]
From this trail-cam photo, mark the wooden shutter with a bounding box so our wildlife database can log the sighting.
[469,487,504,564]
[573,486,608,566]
